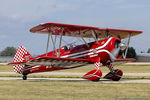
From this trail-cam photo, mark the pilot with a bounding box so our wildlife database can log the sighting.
[64,46,68,51]
[69,44,73,50]
[117,35,121,40]
[95,34,98,39]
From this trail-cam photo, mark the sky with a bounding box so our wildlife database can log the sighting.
[0,0,150,55]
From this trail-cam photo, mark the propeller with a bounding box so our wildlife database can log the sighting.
[119,43,126,51]
[111,41,127,60]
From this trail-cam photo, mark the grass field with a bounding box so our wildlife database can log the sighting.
[0,64,13,72]
[0,80,149,100]
[1,64,150,73]
[0,64,150,100]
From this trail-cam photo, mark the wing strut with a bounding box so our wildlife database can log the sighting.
[50,33,58,57]
[123,33,131,58]
[46,33,50,56]
[80,33,89,48]
[46,28,58,57]
[91,30,99,44]
[58,28,64,57]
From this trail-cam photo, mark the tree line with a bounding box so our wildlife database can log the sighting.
[0,47,16,57]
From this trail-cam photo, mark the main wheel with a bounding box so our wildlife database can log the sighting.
[112,77,121,81]
[104,69,123,81]
[92,78,100,82]
[112,69,123,81]
[23,75,27,80]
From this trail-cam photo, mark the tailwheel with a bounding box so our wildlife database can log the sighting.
[23,75,27,80]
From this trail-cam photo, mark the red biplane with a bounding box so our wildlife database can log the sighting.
[8,23,142,81]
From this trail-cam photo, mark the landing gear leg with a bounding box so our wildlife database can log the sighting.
[104,62,123,81]
[23,75,27,80]
[107,63,115,73]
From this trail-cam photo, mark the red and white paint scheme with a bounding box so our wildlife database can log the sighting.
[8,23,142,81]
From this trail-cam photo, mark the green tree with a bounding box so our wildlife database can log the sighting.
[0,47,16,56]
[126,47,136,58]
[147,48,150,53]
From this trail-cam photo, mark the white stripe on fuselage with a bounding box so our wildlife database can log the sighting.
[70,49,116,60]
[61,37,114,59]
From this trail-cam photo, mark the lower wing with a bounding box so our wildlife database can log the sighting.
[9,56,92,68]
[115,58,135,62]
[113,58,136,66]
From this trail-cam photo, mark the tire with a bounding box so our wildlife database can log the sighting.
[23,75,27,80]
[112,77,121,81]
[112,69,123,81]
[92,78,100,82]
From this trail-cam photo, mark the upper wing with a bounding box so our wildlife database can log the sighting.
[30,22,142,39]
[9,56,92,68]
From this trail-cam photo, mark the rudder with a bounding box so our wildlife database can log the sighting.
[13,46,32,74]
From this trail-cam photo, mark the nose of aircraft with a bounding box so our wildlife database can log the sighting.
[119,43,127,51]
[111,42,127,60]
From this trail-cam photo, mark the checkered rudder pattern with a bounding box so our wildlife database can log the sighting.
[13,46,28,74]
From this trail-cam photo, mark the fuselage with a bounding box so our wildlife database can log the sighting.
[37,37,121,65]
[21,37,121,75]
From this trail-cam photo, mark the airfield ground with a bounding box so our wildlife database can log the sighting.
[0,80,150,100]
[0,63,150,100]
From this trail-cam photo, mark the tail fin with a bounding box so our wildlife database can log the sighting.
[13,46,32,74]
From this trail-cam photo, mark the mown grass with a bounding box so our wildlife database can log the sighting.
[0,64,13,72]
[0,80,149,100]
[114,64,150,73]
[0,64,150,100]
